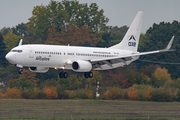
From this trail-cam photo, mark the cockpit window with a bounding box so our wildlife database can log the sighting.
[11,50,23,53]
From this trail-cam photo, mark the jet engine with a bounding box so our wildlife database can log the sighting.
[29,66,49,73]
[72,60,92,72]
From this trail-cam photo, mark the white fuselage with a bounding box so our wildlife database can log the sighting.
[6,44,139,71]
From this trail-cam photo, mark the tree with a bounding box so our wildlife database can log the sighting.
[3,33,21,51]
[43,86,58,99]
[153,67,171,87]
[128,85,138,100]
[18,69,39,86]
[19,78,35,90]
[46,25,100,46]
[145,87,152,101]
[27,0,109,41]
[0,33,7,66]
[12,23,30,37]
[4,87,21,98]
[96,26,128,48]
[0,27,12,35]
[85,71,102,88]
[139,21,180,79]
[108,71,130,88]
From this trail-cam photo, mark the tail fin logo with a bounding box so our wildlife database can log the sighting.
[128,35,136,47]
[128,35,136,41]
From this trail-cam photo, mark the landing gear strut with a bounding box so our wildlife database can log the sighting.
[84,72,93,78]
[59,71,68,78]
[18,69,23,74]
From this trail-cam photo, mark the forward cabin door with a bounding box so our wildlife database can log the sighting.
[27,46,34,58]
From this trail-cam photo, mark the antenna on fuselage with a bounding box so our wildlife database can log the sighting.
[18,39,23,46]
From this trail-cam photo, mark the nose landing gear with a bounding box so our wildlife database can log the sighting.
[18,69,23,74]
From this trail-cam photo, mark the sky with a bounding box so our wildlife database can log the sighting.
[0,0,180,33]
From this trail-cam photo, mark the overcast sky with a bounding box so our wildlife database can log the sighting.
[0,0,180,33]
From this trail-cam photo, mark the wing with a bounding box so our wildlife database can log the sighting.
[90,36,175,69]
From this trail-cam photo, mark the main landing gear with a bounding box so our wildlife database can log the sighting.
[59,71,68,78]
[58,71,93,79]
[84,72,93,78]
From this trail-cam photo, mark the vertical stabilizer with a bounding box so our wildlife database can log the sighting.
[109,11,143,52]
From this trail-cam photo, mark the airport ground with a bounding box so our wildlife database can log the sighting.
[0,99,180,119]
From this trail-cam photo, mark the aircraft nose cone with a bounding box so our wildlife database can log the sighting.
[5,53,14,64]
[5,53,10,61]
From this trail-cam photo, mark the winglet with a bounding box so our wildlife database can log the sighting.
[18,39,23,46]
[163,36,174,51]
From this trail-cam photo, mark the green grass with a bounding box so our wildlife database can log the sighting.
[0,119,175,120]
[0,99,180,119]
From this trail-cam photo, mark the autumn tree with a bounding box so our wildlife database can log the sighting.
[3,33,21,51]
[108,71,130,88]
[102,87,119,100]
[4,87,21,98]
[43,86,58,99]
[46,25,100,46]
[128,85,138,100]
[145,87,152,101]
[0,89,4,98]
[85,71,102,88]
[18,69,39,87]
[139,21,180,79]
[153,67,171,87]
[27,0,109,41]
[86,90,93,99]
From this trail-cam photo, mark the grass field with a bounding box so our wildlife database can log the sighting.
[0,99,180,119]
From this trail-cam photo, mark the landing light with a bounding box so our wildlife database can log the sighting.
[60,66,65,69]
[66,60,72,65]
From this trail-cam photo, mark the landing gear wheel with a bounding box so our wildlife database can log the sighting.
[63,72,68,78]
[59,71,68,78]
[84,72,93,78]
[84,72,89,78]
[18,69,23,74]
[59,72,64,78]
[88,72,93,78]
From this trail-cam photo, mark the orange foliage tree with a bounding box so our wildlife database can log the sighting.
[145,87,152,101]
[43,86,58,99]
[128,85,138,100]
[86,90,93,99]
[46,25,101,46]
[108,71,130,88]
[4,88,21,98]
[102,87,119,100]
[0,89,4,98]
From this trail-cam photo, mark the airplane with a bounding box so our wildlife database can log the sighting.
[5,11,174,78]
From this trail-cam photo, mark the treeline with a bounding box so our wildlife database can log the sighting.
[0,0,180,101]
[1,67,180,101]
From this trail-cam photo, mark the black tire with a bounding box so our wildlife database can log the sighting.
[88,72,93,78]
[59,72,64,78]
[63,72,68,78]
[18,69,23,74]
[84,72,89,78]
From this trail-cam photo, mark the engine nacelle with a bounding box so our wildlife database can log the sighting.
[29,66,49,73]
[72,60,92,72]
